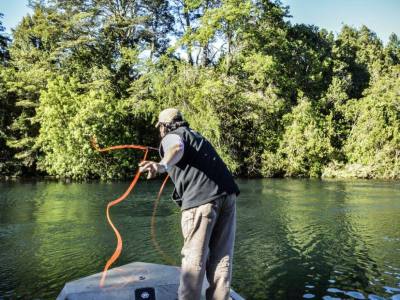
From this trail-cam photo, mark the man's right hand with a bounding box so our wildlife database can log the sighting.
[139,161,165,179]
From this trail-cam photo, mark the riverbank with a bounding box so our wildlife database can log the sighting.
[1,171,399,182]
[322,162,400,180]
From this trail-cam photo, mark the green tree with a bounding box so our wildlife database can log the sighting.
[385,33,400,66]
[1,0,399,180]
[329,25,386,100]
[272,98,334,177]
[5,5,66,173]
[35,76,155,179]
[0,14,19,175]
[284,25,333,100]
[341,66,400,179]
[48,0,174,93]
[0,13,9,62]
[4,0,173,176]
[128,59,239,170]
[321,26,388,167]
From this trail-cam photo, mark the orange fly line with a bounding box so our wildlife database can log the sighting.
[91,137,175,287]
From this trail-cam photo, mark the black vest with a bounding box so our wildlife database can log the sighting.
[160,126,239,210]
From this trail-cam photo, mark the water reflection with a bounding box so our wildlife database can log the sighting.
[233,179,400,300]
[0,179,400,299]
[0,180,181,299]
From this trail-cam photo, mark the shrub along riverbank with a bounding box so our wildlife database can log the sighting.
[0,1,399,180]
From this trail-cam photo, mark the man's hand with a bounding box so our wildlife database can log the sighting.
[139,161,166,179]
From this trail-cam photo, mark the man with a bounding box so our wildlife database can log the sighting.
[139,108,240,300]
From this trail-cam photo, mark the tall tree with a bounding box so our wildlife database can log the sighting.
[5,5,65,173]
[284,25,334,100]
[342,66,400,179]
[0,13,18,175]
[0,13,10,63]
[49,0,175,93]
[385,33,400,66]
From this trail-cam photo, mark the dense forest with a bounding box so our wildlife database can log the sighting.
[0,0,399,180]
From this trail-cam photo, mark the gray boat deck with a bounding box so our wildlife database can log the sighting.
[57,262,244,300]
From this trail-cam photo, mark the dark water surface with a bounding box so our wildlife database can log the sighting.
[0,179,400,299]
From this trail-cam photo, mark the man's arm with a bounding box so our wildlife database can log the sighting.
[139,141,184,179]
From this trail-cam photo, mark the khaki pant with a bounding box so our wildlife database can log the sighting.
[178,194,236,300]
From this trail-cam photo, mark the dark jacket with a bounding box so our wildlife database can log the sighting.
[160,126,239,210]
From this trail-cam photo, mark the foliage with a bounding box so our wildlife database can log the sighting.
[1,1,399,179]
[340,66,400,179]
[0,13,9,62]
[35,76,157,179]
[128,60,242,172]
[4,5,64,173]
[269,98,335,178]
[0,14,19,176]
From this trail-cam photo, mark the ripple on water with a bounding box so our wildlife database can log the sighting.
[368,295,386,300]
[327,288,343,293]
[385,271,395,275]
[326,288,366,300]
[323,296,341,300]
[345,291,366,299]
[392,295,400,300]
[303,294,315,299]
[383,237,400,242]
[384,286,400,294]
[305,285,315,289]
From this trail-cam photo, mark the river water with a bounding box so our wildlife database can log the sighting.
[0,179,399,299]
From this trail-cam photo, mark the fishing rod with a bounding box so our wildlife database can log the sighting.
[91,137,175,288]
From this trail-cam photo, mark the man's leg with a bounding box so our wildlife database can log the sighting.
[178,201,218,300]
[206,194,236,300]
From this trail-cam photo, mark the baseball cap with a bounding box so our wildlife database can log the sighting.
[155,108,184,128]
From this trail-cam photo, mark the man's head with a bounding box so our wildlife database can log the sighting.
[156,108,185,138]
